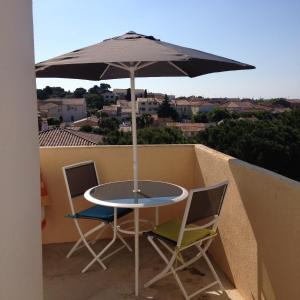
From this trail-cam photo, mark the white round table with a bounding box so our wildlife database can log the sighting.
[84,180,188,297]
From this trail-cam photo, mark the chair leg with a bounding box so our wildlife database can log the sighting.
[66,237,83,258]
[144,237,189,299]
[171,268,189,300]
[90,224,108,245]
[158,239,185,265]
[201,248,225,293]
[145,237,226,300]
[144,237,176,287]
[67,222,106,258]
[81,213,120,273]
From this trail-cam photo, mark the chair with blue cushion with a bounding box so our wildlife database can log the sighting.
[144,181,228,300]
[63,160,132,273]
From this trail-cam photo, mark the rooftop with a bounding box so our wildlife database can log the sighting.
[39,103,59,110]
[39,128,102,146]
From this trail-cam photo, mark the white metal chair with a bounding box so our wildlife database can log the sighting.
[144,181,228,300]
[62,160,132,273]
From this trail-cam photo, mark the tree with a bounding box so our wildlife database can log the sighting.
[102,127,189,145]
[37,89,48,100]
[43,86,53,97]
[99,83,111,92]
[137,114,154,128]
[99,117,120,131]
[85,94,104,109]
[80,125,93,132]
[271,98,290,108]
[208,108,231,122]
[73,87,87,98]
[47,118,60,126]
[50,86,66,98]
[195,110,300,182]
[193,111,209,123]
[144,89,148,98]
[88,85,101,95]
[126,88,131,101]
[157,95,179,121]
[88,83,111,95]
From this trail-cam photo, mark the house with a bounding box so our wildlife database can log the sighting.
[113,88,145,99]
[137,97,162,115]
[102,90,117,103]
[147,92,175,100]
[167,122,214,137]
[39,128,102,146]
[72,116,99,127]
[172,99,194,118]
[38,98,87,122]
[219,100,271,113]
[173,99,217,118]
[61,98,87,122]
[98,105,121,118]
[117,99,138,121]
[39,102,62,119]
[287,99,300,109]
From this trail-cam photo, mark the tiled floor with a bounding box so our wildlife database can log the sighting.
[43,238,242,300]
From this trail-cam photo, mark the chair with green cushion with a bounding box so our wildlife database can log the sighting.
[144,181,228,300]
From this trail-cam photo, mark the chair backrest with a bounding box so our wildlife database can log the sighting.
[186,181,228,225]
[63,161,99,199]
[176,181,228,248]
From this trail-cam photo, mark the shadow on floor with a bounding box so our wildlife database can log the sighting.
[43,238,242,300]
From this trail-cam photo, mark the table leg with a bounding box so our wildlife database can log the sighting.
[134,207,139,297]
[155,207,159,225]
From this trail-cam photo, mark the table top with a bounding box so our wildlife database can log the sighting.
[84,180,188,208]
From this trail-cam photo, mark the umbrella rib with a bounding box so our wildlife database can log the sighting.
[136,61,156,71]
[168,61,188,76]
[99,65,110,80]
[108,62,129,71]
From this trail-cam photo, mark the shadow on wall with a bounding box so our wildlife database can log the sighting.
[229,158,300,300]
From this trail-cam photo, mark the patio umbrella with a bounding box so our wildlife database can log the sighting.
[36,31,255,193]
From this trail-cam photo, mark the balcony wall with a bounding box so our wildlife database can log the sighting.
[40,144,300,300]
[194,144,300,300]
[40,145,200,244]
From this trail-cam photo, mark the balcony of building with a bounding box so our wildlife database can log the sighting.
[39,144,300,299]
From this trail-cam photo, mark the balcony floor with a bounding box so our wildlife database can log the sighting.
[43,238,242,300]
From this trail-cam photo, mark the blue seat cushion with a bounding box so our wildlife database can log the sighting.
[66,205,132,223]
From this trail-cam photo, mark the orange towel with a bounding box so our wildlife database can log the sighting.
[40,172,49,229]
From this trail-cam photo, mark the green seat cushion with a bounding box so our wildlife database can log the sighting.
[153,219,216,248]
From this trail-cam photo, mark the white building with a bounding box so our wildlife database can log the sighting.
[102,91,117,103]
[39,103,61,119]
[61,98,87,122]
[38,98,87,122]
[113,88,144,99]
[137,97,162,115]
[99,105,121,118]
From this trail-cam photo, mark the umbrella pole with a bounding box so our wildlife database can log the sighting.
[130,67,139,193]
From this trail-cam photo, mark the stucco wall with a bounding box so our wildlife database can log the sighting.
[0,1,43,299]
[40,145,200,244]
[194,144,300,300]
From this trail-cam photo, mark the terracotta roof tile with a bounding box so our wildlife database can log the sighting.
[39,128,97,147]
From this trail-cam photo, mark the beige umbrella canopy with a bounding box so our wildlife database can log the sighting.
[36,31,255,192]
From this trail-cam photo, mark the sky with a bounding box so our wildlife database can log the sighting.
[33,0,300,99]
